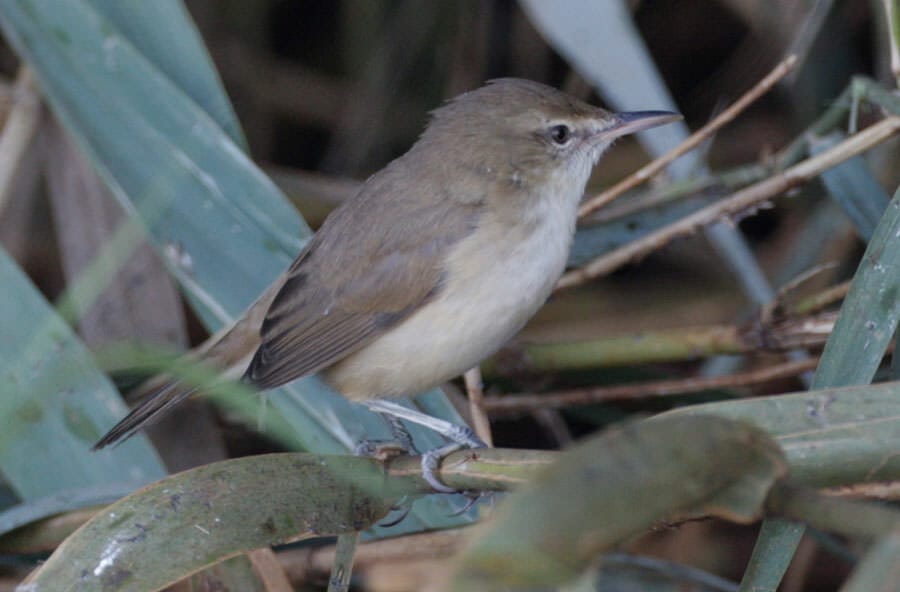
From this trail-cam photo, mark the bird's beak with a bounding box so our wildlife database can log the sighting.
[603,110,682,139]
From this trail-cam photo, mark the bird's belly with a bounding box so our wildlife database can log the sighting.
[324,212,572,399]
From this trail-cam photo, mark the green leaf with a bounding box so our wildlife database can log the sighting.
[0,482,138,538]
[0,248,165,500]
[0,0,307,327]
[657,380,900,488]
[449,415,785,590]
[86,0,246,148]
[737,519,805,592]
[739,179,900,591]
[813,184,900,388]
[18,453,402,592]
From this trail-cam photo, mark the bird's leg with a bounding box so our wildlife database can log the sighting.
[379,412,418,454]
[361,399,487,493]
[353,411,419,458]
[352,411,420,527]
[362,400,486,448]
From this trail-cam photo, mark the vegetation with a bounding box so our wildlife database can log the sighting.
[0,1,898,590]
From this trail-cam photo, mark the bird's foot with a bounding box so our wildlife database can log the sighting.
[449,490,487,517]
[379,496,414,527]
[353,439,409,461]
[361,400,487,494]
[353,439,414,527]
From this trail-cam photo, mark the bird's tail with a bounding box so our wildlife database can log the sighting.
[92,274,285,450]
[92,380,199,449]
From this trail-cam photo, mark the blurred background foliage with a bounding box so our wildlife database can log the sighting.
[0,0,899,590]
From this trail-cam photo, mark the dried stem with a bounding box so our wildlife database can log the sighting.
[559,115,900,290]
[883,0,900,86]
[247,549,294,592]
[765,480,900,540]
[487,310,836,374]
[484,358,817,414]
[830,481,900,500]
[463,367,493,446]
[0,67,41,218]
[577,54,798,219]
[791,281,851,315]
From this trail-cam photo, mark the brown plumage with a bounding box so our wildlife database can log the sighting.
[94,79,679,449]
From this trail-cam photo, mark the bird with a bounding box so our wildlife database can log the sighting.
[94,78,680,489]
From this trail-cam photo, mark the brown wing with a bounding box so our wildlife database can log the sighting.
[244,159,481,390]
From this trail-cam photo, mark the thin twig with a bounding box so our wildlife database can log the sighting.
[883,0,900,86]
[765,480,900,540]
[829,481,900,500]
[792,281,851,315]
[577,54,798,219]
[0,67,41,218]
[487,311,836,374]
[589,162,770,225]
[484,358,818,414]
[777,76,900,167]
[247,548,294,592]
[761,263,839,324]
[464,367,493,446]
[559,115,900,290]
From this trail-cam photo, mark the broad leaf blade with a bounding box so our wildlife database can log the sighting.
[87,0,246,148]
[738,181,900,590]
[813,184,900,388]
[658,380,900,487]
[0,248,165,500]
[0,0,306,328]
[0,482,139,538]
[19,453,400,592]
[449,415,785,590]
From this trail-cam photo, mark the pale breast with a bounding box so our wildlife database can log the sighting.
[324,193,578,399]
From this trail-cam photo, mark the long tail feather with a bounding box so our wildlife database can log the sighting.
[92,381,199,449]
[92,273,282,451]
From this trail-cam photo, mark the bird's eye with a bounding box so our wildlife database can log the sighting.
[549,124,572,145]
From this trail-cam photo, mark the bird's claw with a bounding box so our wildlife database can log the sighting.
[448,490,485,517]
[379,496,413,527]
[353,439,408,462]
[421,442,465,493]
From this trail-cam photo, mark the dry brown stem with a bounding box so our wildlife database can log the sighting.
[559,115,900,290]
[577,54,798,219]
[0,67,41,218]
[484,358,817,414]
[464,366,493,446]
